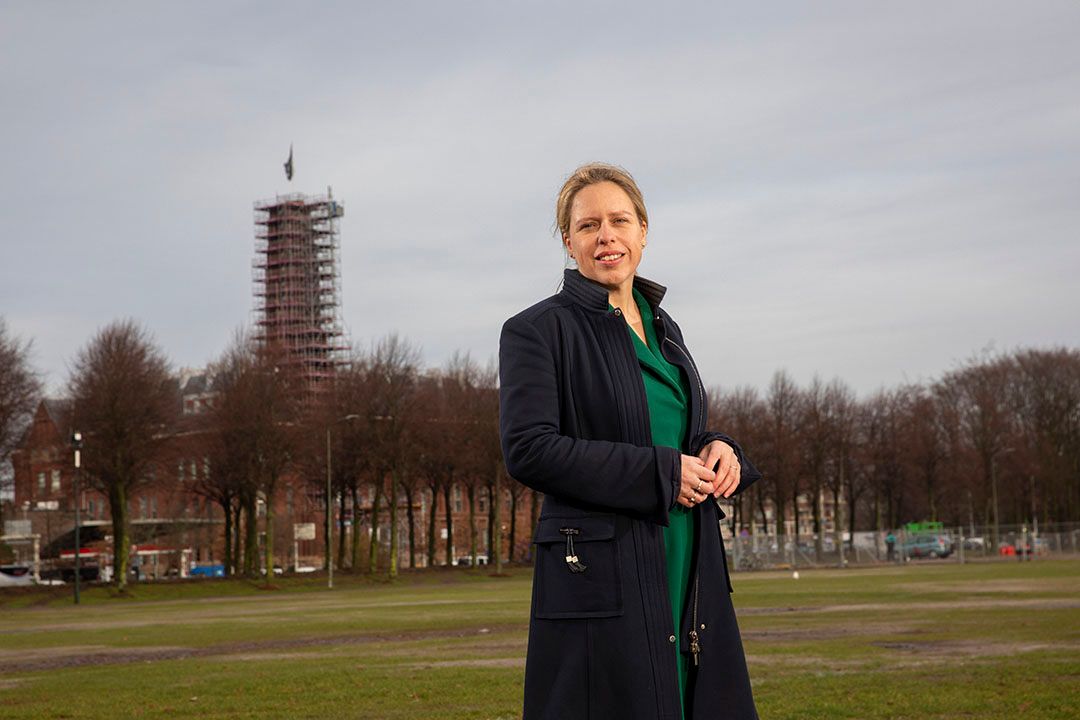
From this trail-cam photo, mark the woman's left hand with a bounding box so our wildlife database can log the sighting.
[698,440,741,498]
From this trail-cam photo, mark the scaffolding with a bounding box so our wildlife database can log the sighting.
[252,191,347,395]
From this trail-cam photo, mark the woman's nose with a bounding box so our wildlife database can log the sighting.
[596,221,615,243]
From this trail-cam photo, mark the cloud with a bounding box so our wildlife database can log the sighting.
[1,1,1078,396]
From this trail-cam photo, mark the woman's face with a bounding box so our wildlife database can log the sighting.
[563,181,647,293]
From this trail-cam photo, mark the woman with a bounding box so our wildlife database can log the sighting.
[499,163,760,720]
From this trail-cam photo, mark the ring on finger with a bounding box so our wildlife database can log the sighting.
[694,479,703,492]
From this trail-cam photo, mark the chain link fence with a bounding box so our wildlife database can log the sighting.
[725,521,1080,572]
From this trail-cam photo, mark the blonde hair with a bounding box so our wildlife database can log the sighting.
[555,163,648,241]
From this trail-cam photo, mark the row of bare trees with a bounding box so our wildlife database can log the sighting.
[186,333,515,582]
[2,312,1078,585]
[713,348,1080,553]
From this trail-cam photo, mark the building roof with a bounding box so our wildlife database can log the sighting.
[42,398,71,433]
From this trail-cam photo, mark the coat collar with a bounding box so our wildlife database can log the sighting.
[561,268,667,314]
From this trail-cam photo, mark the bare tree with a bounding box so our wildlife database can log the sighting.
[185,336,256,577]
[0,318,41,507]
[760,371,802,542]
[336,353,376,572]
[68,320,176,590]
[898,384,947,522]
[800,377,830,560]
[475,360,504,573]
[824,379,857,561]
[367,335,421,578]
[862,388,908,532]
[416,354,477,567]
[1010,348,1080,525]
[209,337,259,576]
[190,423,243,576]
[937,353,1014,549]
[248,349,299,583]
[293,351,374,573]
[708,384,765,534]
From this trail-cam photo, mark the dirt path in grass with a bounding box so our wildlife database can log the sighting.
[0,624,530,674]
[0,595,526,634]
[736,596,1080,616]
[3,596,1076,676]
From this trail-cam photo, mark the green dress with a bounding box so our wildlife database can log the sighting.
[617,288,695,717]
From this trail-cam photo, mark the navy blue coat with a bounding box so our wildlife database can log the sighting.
[500,269,761,720]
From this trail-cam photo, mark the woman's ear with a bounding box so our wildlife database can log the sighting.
[563,234,573,258]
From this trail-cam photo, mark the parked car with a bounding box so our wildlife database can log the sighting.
[902,533,954,559]
[455,555,489,567]
[1000,536,1049,557]
[962,537,986,552]
[190,564,225,578]
[0,567,32,587]
[0,564,32,579]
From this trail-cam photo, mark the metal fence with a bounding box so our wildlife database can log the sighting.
[725,522,1080,572]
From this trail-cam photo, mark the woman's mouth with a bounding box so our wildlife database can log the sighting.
[595,252,625,265]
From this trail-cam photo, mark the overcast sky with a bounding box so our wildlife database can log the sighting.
[2,1,1078,399]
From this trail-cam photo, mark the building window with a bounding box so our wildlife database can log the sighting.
[37,472,46,493]
[452,485,463,513]
[139,497,148,519]
[478,492,488,513]
[51,470,61,493]
[178,461,185,482]
[88,499,95,518]
[151,496,158,519]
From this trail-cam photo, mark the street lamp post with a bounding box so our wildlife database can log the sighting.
[990,446,1014,554]
[72,432,83,605]
[326,426,333,590]
[326,414,360,590]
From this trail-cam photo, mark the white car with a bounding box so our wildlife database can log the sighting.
[0,572,32,587]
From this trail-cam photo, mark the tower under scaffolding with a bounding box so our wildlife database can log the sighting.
[252,191,347,395]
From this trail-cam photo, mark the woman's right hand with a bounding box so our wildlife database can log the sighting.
[678,455,717,508]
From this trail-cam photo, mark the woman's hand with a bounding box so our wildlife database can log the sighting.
[678,455,717,508]
[698,440,741,498]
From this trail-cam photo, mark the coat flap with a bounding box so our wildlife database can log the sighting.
[533,513,617,544]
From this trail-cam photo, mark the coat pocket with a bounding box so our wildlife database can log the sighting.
[532,513,623,619]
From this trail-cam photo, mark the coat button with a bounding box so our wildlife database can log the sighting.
[668,635,676,643]
[614,309,622,316]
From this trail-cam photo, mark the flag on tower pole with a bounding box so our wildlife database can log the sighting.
[284,144,294,181]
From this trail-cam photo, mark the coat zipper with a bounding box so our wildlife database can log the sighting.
[648,316,706,671]
[660,323,705,667]
[662,335,706,434]
[688,575,701,666]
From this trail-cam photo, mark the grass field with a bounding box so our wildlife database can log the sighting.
[1,559,1078,719]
